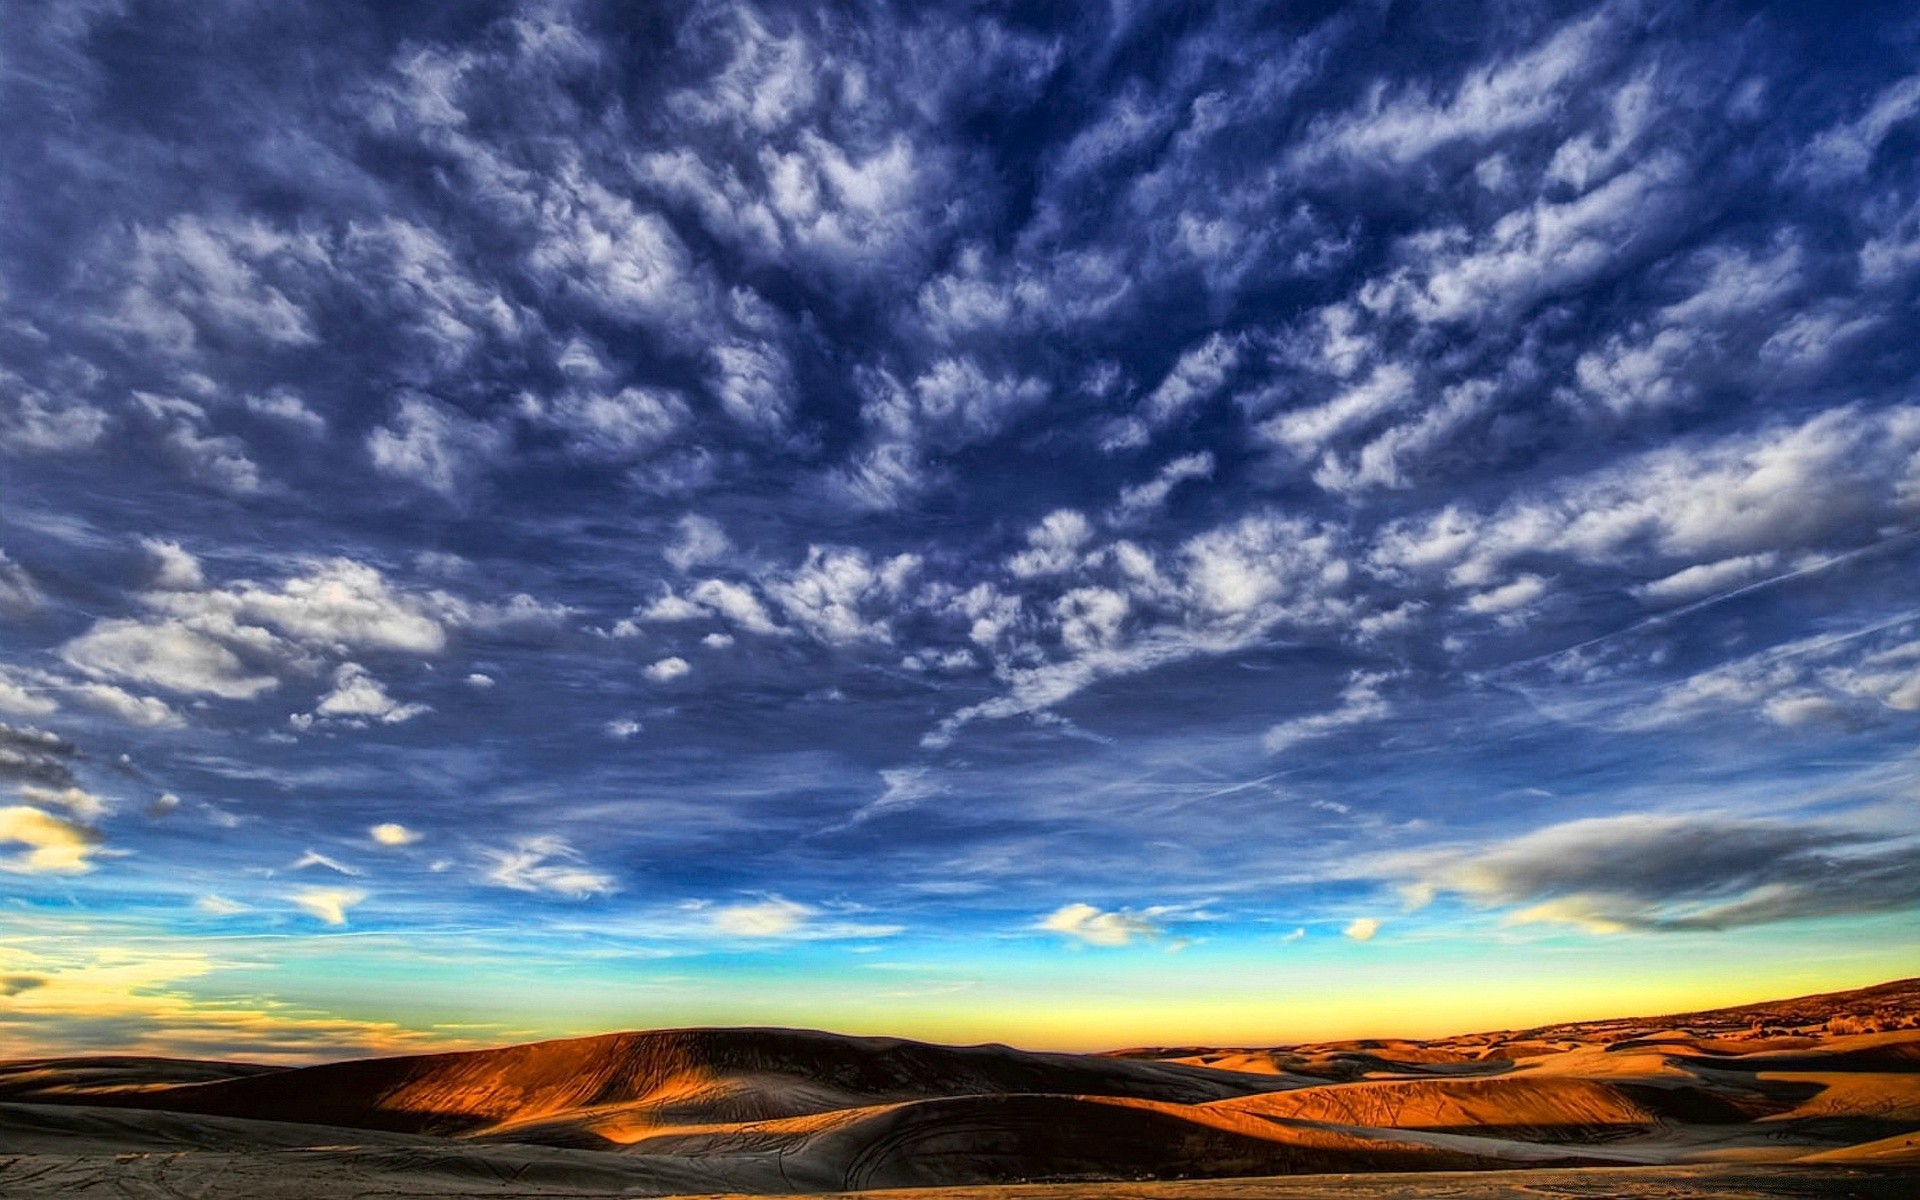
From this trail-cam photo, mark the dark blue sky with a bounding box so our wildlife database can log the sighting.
[2,0,1918,1057]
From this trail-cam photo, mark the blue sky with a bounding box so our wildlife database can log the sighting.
[2,0,1918,1059]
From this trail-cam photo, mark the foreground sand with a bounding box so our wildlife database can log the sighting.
[3,978,1917,1197]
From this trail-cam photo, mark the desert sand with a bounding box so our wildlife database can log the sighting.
[2,977,1917,1197]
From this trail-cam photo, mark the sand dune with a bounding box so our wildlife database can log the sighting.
[3,977,1918,1197]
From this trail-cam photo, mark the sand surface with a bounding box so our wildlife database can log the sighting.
[3,977,1916,1197]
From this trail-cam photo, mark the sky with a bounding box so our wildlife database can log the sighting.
[2,0,1919,1062]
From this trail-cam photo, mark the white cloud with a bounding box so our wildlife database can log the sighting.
[1115,452,1214,517]
[245,387,327,434]
[1264,671,1393,754]
[1263,365,1415,455]
[0,670,58,718]
[109,214,325,357]
[1296,11,1610,168]
[60,618,279,700]
[547,386,690,458]
[644,656,691,682]
[465,672,495,688]
[291,849,362,877]
[767,546,920,645]
[0,550,43,614]
[665,515,731,571]
[710,339,794,434]
[1464,573,1549,616]
[1007,510,1093,578]
[1040,902,1161,947]
[1635,554,1779,604]
[711,897,812,937]
[367,394,507,497]
[481,835,614,897]
[310,662,429,725]
[1371,405,1920,591]
[0,390,109,454]
[143,540,205,591]
[19,785,109,823]
[290,886,366,926]
[56,555,466,715]
[1800,72,1920,182]
[1343,917,1381,942]
[1154,334,1242,418]
[131,393,263,494]
[678,579,778,635]
[195,894,250,916]
[369,822,421,847]
[605,718,641,739]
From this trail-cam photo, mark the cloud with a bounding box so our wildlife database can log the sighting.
[0,806,101,874]
[70,681,187,728]
[369,822,420,847]
[1634,554,1780,604]
[1371,405,1920,593]
[644,656,690,682]
[366,394,507,498]
[545,385,691,459]
[1007,510,1095,579]
[605,718,641,740]
[0,724,79,791]
[711,897,812,937]
[1262,364,1415,455]
[310,662,429,725]
[766,546,920,645]
[1799,72,1920,182]
[1040,903,1164,947]
[61,618,280,700]
[0,934,469,1062]
[59,554,472,717]
[1622,623,1920,733]
[1115,452,1215,518]
[291,849,361,877]
[106,214,325,358]
[130,393,263,494]
[195,894,249,916]
[289,887,366,926]
[1378,812,1920,933]
[1264,671,1392,753]
[706,896,902,940]
[687,579,784,636]
[480,835,614,898]
[664,515,731,572]
[0,550,44,614]
[245,388,326,435]
[20,784,109,823]
[0,671,58,719]
[1343,917,1380,942]
[1295,11,1611,170]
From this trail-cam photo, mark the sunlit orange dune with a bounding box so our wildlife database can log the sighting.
[3,977,1919,1196]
